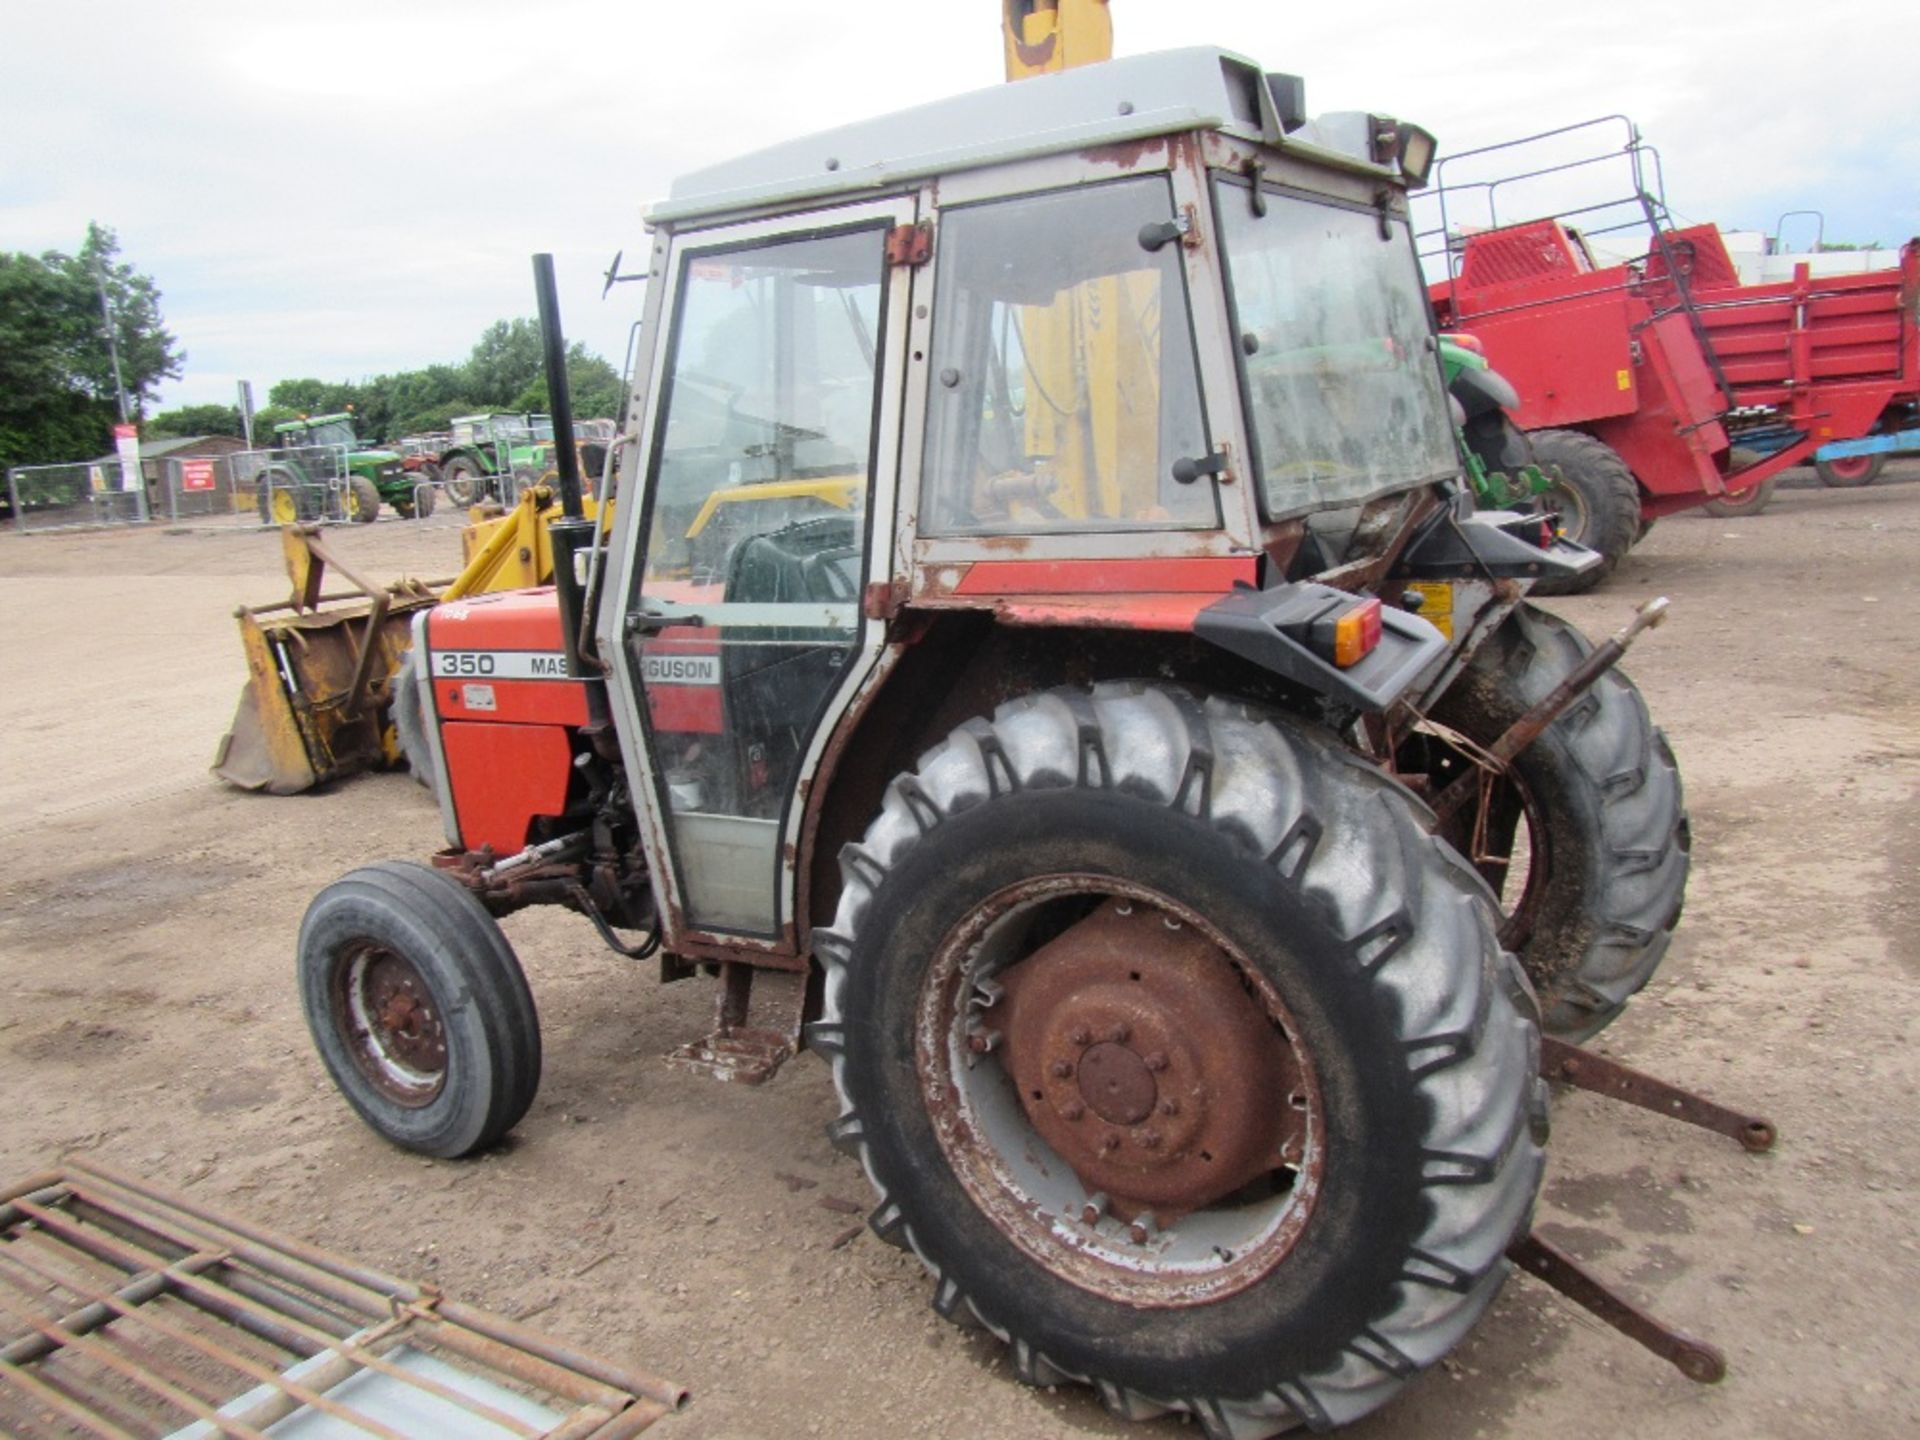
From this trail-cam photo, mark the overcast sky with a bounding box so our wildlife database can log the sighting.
[6,0,1912,415]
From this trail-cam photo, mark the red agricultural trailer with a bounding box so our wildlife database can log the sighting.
[1423,118,1919,591]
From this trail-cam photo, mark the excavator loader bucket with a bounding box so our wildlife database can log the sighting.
[213,527,441,794]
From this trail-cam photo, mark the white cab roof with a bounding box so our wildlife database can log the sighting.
[648,47,1386,226]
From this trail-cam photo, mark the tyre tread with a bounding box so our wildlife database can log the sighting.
[809,684,1545,1437]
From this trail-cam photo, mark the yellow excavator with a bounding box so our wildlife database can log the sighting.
[215,0,1119,796]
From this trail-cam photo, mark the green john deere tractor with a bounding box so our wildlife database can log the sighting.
[259,414,433,525]
[435,413,555,506]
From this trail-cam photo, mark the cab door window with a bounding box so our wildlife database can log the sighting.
[920,177,1218,535]
[632,225,886,934]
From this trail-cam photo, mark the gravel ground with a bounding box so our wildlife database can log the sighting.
[1,467,1916,1438]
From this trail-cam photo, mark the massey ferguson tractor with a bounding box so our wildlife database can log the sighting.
[298,46,1764,1435]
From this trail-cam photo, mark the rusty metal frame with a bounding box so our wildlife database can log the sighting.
[0,1158,686,1439]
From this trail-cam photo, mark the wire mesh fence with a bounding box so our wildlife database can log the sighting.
[6,461,149,533]
[231,444,351,526]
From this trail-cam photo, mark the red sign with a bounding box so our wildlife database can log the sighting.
[179,458,217,492]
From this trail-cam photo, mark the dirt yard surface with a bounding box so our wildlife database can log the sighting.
[2,471,1917,1438]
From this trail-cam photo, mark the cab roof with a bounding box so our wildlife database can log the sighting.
[648,46,1398,227]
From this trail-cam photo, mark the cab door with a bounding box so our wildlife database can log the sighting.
[609,198,915,939]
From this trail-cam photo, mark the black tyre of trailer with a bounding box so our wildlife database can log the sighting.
[1815,452,1885,488]
[1702,448,1775,518]
[298,861,540,1157]
[810,683,1546,1438]
[346,475,381,523]
[1528,429,1642,596]
[1413,603,1690,1040]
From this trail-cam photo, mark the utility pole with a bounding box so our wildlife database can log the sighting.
[91,243,133,425]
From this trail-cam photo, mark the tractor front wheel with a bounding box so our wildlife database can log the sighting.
[1815,452,1885,488]
[299,862,540,1157]
[1528,429,1642,596]
[811,684,1546,1436]
[346,476,381,523]
[1411,604,1690,1039]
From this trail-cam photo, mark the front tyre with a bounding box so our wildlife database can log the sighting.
[810,685,1545,1436]
[1417,604,1690,1039]
[346,475,381,523]
[298,862,540,1157]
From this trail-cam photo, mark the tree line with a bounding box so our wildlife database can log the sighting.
[155,320,626,448]
[1,225,625,479]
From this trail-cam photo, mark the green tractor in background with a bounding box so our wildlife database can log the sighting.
[435,413,617,507]
[259,413,434,524]
[435,413,553,505]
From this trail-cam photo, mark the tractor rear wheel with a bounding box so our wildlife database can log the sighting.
[1529,429,1641,596]
[1412,604,1690,1039]
[811,684,1546,1436]
[256,469,302,526]
[346,476,381,523]
[442,457,486,506]
[299,862,540,1157]
[1815,452,1885,488]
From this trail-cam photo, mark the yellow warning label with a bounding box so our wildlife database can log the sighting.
[1406,581,1454,640]
[1616,368,1632,391]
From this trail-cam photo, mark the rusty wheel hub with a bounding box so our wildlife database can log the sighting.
[921,879,1324,1305]
[336,945,447,1107]
[997,899,1307,1222]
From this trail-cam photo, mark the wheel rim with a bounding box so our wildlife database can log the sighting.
[1714,483,1766,513]
[270,489,298,525]
[445,468,475,504]
[917,877,1323,1306]
[345,487,362,518]
[331,943,447,1107]
[1400,722,1549,951]
[1542,470,1590,545]
[1822,454,1876,483]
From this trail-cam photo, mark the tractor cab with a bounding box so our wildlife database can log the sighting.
[586,47,1589,942]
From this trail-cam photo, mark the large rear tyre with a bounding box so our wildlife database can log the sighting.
[298,862,540,1157]
[1414,605,1690,1040]
[442,456,486,506]
[1529,429,1642,596]
[810,684,1546,1437]
[1815,452,1885,488]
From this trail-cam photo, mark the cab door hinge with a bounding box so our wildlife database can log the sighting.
[886,222,933,268]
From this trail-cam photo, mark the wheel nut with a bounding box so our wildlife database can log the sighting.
[1060,1101,1086,1121]
[1100,1133,1122,1154]
[1159,1098,1180,1117]
[967,1030,1000,1054]
[1137,1130,1162,1150]
[1049,1059,1073,1079]
[1143,1051,1169,1073]
[1128,1222,1150,1244]
[1105,1024,1130,1044]
[1081,1193,1108,1224]
[1068,1026,1092,1047]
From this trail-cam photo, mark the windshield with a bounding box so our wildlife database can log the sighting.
[284,420,356,450]
[1215,180,1458,518]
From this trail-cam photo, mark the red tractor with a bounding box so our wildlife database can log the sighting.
[1424,118,1919,591]
[298,51,1734,1434]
